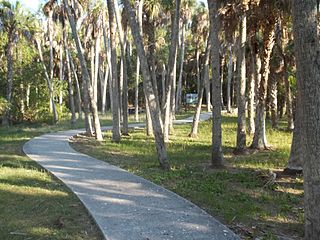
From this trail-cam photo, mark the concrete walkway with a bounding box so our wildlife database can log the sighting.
[23,113,239,240]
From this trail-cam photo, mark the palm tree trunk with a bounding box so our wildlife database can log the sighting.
[35,39,59,124]
[107,0,121,142]
[251,21,276,150]
[227,45,233,113]
[164,0,181,142]
[2,36,14,125]
[292,1,320,237]
[59,45,64,113]
[248,45,255,135]
[209,0,223,167]
[235,11,247,153]
[64,29,76,124]
[68,50,82,120]
[64,0,102,140]
[189,36,211,138]
[123,0,169,170]
[176,23,186,113]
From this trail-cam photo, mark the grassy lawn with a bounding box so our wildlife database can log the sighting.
[71,114,304,240]
[0,114,118,240]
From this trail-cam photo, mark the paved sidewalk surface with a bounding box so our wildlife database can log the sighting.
[23,113,239,240]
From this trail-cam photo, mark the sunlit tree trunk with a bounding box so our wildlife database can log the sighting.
[235,9,247,153]
[64,0,102,140]
[251,21,276,150]
[107,0,121,142]
[248,44,255,135]
[226,45,233,113]
[189,36,211,138]
[124,0,169,170]
[176,23,186,113]
[164,0,181,142]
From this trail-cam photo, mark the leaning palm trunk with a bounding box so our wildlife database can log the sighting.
[208,0,223,167]
[35,39,59,123]
[163,0,181,142]
[64,0,103,140]
[123,0,169,170]
[251,21,276,150]
[107,0,121,142]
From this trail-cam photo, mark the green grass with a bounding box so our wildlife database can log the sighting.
[0,115,116,240]
[71,114,304,240]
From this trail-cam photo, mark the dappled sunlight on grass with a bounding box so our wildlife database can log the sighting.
[71,114,303,239]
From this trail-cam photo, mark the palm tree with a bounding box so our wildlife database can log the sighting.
[123,0,169,170]
[292,0,320,237]
[208,0,223,167]
[64,0,103,141]
[107,0,121,142]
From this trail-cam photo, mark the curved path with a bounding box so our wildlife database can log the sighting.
[23,113,239,240]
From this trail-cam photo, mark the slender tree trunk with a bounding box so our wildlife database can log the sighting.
[220,53,226,109]
[107,0,121,142]
[161,64,166,109]
[226,45,233,113]
[189,36,211,138]
[248,45,255,135]
[114,0,129,135]
[209,0,224,167]
[176,23,185,113]
[235,9,247,153]
[284,97,302,174]
[163,0,181,142]
[94,35,101,104]
[251,21,276,150]
[196,44,201,96]
[64,30,76,124]
[48,12,54,114]
[269,68,278,128]
[59,44,64,113]
[35,39,59,124]
[64,1,102,140]
[134,0,144,122]
[292,1,320,237]
[68,50,82,120]
[124,0,169,170]
[2,36,14,125]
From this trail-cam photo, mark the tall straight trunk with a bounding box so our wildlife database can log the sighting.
[176,23,186,113]
[35,39,59,124]
[134,0,144,122]
[189,36,211,138]
[64,30,76,124]
[280,25,294,130]
[248,46,255,135]
[164,0,181,142]
[26,84,30,108]
[220,53,226,109]
[48,12,54,113]
[208,0,224,167]
[94,35,101,104]
[161,64,166,109]
[226,45,233,113]
[195,44,201,95]
[284,96,302,173]
[235,9,247,152]
[2,36,14,125]
[68,50,82,120]
[59,44,64,112]
[124,0,169,170]
[251,21,276,150]
[269,68,278,128]
[64,1,103,140]
[292,1,320,237]
[145,97,153,136]
[114,0,129,135]
[107,0,121,142]
[101,64,109,115]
